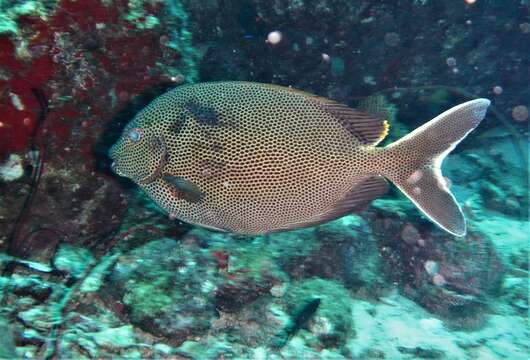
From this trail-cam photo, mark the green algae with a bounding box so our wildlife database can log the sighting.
[210,228,318,284]
[89,325,136,348]
[124,0,160,29]
[0,0,58,35]
[54,244,94,278]
[123,278,173,321]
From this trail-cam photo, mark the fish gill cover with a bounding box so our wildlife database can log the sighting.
[0,0,528,359]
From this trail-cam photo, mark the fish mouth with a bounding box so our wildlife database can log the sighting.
[138,136,169,185]
[110,161,122,176]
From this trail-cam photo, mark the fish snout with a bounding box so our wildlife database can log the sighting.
[110,161,125,177]
[108,146,124,176]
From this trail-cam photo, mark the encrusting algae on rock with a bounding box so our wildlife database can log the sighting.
[109,81,490,236]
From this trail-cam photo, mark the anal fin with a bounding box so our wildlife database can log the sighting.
[277,176,388,231]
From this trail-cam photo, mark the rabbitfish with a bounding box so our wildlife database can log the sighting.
[109,82,490,236]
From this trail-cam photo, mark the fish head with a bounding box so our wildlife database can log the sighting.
[109,115,169,185]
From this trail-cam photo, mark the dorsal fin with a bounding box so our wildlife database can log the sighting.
[318,102,389,145]
[275,176,388,232]
[260,83,390,145]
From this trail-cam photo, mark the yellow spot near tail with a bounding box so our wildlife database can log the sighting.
[378,120,390,143]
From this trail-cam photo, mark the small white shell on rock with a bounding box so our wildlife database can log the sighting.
[432,273,446,286]
[270,283,287,297]
[424,260,439,275]
[0,154,24,182]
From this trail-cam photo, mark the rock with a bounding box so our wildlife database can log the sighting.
[0,0,199,261]
[178,338,236,359]
[104,238,220,343]
[189,228,304,312]
[401,223,422,245]
[283,279,353,350]
[270,283,287,297]
[446,149,528,220]
[11,277,52,302]
[90,325,135,348]
[2,161,129,263]
[211,298,286,348]
[17,306,50,332]
[0,317,16,359]
[502,276,529,316]
[0,154,24,182]
[53,244,94,278]
[481,182,513,215]
[153,343,173,355]
[369,198,506,329]
[214,278,272,313]
[397,346,444,359]
[290,216,386,296]
[18,328,45,346]
[80,252,121,293]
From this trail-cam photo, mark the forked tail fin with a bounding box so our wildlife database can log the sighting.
[383,99,491,236]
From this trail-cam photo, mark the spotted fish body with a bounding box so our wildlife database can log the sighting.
[109,82,490,236]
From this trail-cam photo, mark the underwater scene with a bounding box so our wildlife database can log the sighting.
[0,0,528,359]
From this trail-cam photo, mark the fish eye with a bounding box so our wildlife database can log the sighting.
[128,128,142,143]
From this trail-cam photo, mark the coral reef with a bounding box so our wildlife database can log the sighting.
[370,200,506,329]
[0,0,528,358]
[0,0,198,260]
[104,237,220,341]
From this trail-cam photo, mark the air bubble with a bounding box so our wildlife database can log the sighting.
[384,32,400,47]
[446,57,457,67]
[266,31,282,45]
[492,86,503,95]
[512,105,528,122]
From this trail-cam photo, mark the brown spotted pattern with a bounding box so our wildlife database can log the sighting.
[109,82,490,236]
[110,82,385,234]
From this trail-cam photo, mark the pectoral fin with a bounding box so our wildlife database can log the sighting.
[162,175,205,203]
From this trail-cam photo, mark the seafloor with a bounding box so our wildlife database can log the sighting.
[0,0,528,359]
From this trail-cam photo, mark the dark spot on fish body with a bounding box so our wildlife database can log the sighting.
[169,112,188,134]
[184,100,221,126]
[162,150,170,164]
[191,138,215,153]
[162,175,205,203]
[150,136,164,151]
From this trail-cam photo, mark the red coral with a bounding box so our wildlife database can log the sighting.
[1,0,185,261]
[0,0,178,157]
[212,250,230,271]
